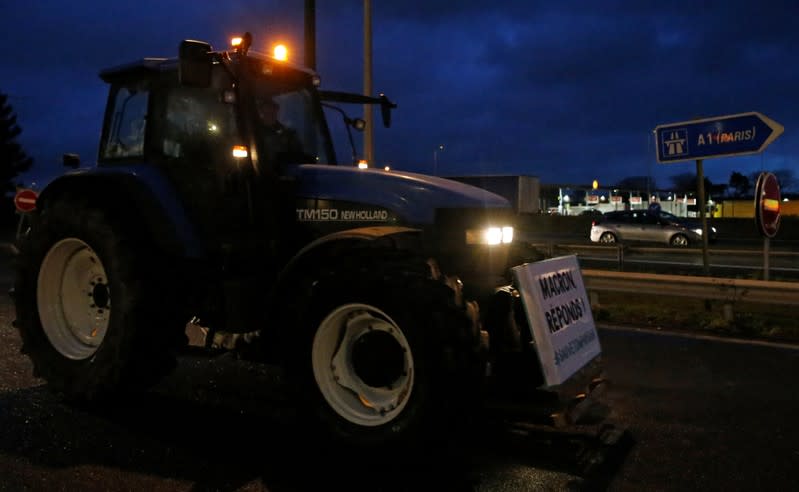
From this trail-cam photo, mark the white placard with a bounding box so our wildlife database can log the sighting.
[512,255,601,386]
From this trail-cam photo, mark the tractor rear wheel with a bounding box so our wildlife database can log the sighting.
[14,197,185,401]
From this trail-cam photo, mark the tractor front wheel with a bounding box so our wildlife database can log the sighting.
[284,253,481,449]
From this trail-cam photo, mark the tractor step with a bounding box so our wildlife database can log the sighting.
[182,321,263,360]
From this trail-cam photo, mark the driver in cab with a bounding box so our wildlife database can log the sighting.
[255,97,306,165]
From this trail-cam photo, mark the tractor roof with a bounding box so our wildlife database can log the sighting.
[99,58,177,83]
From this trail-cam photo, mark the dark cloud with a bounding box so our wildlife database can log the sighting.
[1,1,796,189]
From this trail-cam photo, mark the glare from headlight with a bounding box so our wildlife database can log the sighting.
[692,228,703,235]
[502,226,513,244]
[465,226,514,245]
[485,227,503,245]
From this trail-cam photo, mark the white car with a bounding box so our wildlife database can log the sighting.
[590,210,717,247]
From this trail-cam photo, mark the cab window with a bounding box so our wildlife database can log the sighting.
[102,85,149,159]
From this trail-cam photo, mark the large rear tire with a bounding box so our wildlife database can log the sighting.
[14,197,186,401]
[284,250,482,449]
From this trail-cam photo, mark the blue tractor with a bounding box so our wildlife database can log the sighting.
[14,34,596,447]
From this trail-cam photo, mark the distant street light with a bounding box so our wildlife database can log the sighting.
[433,144,445,175]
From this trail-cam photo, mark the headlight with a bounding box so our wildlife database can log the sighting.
[691,228,703,235]
[465,226,514,245]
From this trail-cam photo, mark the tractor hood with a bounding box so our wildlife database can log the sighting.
[284,165,511,224]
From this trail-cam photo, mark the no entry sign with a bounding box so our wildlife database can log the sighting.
[14,188,38,213]
[754,172,780,238]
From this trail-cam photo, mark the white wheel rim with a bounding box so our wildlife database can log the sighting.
[37,238,111,360]
[312,303,414,427]
[673,235,688,246]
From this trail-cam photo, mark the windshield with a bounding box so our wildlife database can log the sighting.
[659,210,682,221]
[252,84,333,167]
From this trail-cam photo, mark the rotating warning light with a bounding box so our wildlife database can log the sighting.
[230,32,252,54]
[273,44,288,61]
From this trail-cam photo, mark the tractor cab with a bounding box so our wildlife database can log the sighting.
[96,34,394,252]
[99,44,333,170]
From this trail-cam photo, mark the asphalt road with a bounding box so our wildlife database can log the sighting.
[2,248,799,491]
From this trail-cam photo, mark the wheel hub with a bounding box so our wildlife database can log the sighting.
[312,303,415,427]
[92,283,110,309]
[351,330,405,388]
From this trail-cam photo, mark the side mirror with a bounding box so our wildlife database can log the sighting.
[378,93,397,128]
[179,40,213,88]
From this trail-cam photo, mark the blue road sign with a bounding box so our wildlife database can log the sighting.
[654,112,784,163]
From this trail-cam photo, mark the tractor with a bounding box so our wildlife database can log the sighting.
[14,33,602,448]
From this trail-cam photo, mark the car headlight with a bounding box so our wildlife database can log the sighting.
[465,226,514,245]
[691,228,703,235]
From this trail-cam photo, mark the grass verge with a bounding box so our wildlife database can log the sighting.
[592,291,799,344]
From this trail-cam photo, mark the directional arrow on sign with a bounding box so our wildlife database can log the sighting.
[654,112,784,163]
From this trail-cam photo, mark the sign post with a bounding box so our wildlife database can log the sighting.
[655,112,784,275]
[696,159,710,274]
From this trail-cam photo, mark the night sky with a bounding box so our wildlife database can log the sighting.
[2,0,797,191]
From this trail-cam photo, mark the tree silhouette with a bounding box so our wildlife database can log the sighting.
[0,91,33,196]
[615,175,655,191]
[670,172,713,196]
[772,169,796,193]
[748,169,796,193]
[0,91,33,225]
[728,171,751,197]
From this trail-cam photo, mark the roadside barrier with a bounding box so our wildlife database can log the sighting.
[581,269,799,321]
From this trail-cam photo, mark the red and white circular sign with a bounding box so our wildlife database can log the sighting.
[754,172,780,238]
[14,188,38,213]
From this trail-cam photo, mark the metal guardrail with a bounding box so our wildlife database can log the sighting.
[582,269,799,306]
[530,242,799,277]
[532,242,799,258]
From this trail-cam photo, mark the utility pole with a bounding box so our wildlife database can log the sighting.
[304,0,316,70]
[363,0,374,164]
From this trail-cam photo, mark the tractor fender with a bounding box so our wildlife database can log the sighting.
[257,225,424,362]
[37,166,205,259]
[274,225,422,288]
[266,226,421,321]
